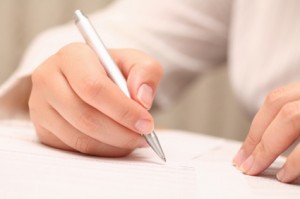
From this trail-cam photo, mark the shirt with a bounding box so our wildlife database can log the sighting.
[0,0,300,119]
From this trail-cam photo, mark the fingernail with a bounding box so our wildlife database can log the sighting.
[233,149,247,167]
[137,84,153,109]
[277,168,286,182]
[135,119,153,134]
[240,155,254,173]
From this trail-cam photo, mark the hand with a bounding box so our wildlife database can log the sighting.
[29,43,163,157]
[233,82,300,183]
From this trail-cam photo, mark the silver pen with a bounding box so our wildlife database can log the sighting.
[74,10,166,162]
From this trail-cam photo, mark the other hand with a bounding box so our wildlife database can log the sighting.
[233,82,300,183]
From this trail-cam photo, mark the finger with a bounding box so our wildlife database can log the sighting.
[110,49,163,109]
[277,143,300,183]
[233,84,300,166]
[33,124,73,152]
[33,62,147,149]
[56,43,154,134]
[29,93,132,157]
[239,101,300,176]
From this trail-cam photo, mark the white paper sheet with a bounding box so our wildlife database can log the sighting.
[194,140,300,199]
[2,120,298,199]
[0,120,223,199]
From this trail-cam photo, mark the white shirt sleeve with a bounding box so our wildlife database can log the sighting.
[0,0,231,119]
[229,0,300,116]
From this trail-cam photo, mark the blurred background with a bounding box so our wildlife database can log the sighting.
[0,0,251,141]
[0,0,111,85]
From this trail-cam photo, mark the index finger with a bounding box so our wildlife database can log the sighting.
[55,43,154,134]
[240,101,300,175]
[233,84,300,167]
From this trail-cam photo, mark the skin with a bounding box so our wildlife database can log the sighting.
[29,42,299,183]
[233,82,300,183]
[29,43,163,157]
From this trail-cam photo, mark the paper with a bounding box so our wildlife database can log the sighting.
[0,120,223,199]
[194,140,300,199]
[2,120,298,199]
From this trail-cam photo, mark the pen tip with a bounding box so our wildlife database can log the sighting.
[143,131,166,163]
[158,152,166,162]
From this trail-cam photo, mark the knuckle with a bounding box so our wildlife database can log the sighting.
[76,108,99,133]
[280,103,300,119]
[285,120,300,140]
[73,135,93,154]
[245,133,259,148]
[279,103,300,138]
[144,59,163,76]
[264,87,287,107]
[256,141,273,157]
[56,43,94,70]
[57,43,89,58]
[118,106,134,123]
[82,75,106,100]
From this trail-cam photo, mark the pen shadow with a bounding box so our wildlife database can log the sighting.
[116,153,164,165]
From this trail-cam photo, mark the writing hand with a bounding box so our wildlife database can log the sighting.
[29,43,163,157]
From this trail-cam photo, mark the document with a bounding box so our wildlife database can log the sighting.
[194,140,300,199]
[0,120,223,199]
[1,120,299,199]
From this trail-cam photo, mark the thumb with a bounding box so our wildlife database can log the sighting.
[128,62,163,110]
[110,49,163,110]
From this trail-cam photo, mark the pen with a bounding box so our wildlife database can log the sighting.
[74,10,166,162]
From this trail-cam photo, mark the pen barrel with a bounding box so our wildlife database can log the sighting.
[74,10,131,98]
[74,10,166,162]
